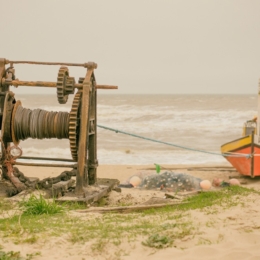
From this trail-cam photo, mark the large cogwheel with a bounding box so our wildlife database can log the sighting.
[69,91,82,161]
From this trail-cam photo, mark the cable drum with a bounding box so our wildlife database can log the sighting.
[57,111,69,139]
[12,103,70,143]
[37,109,46,139]
[30,109,40,138]
[22,107,31,139]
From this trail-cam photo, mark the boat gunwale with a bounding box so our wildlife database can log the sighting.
[221,135,251,148]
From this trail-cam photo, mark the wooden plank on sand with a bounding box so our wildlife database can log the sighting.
[77,201,186,214]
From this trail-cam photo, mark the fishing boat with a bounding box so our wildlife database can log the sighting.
[221,90,260,177]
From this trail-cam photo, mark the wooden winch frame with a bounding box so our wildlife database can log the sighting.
[0,58,117,195]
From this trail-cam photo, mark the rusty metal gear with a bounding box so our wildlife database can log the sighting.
[65,76,75,95]
[78,77,84,84]
[57,67,75,104]
[69,91,82,161]
[57,66,69,104]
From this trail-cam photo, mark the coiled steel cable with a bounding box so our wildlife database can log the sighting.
[13,105,69,141]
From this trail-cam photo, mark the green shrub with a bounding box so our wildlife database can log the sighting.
[19,194,64,215]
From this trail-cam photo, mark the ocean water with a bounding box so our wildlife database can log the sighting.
[10,93,258,165]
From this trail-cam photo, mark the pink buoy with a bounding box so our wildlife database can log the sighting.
[212,178,223,187]
[200,180,212,191]
[129,176,142,187]
[229,178,240,186]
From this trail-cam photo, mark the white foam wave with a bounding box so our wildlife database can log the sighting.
[14,94,256,166]
[22,147,71,158]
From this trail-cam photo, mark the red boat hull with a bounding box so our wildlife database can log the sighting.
[221,135,260,177]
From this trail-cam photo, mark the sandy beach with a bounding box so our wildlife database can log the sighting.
[1,163,260,260]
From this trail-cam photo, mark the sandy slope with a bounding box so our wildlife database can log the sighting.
[1,164,260,260]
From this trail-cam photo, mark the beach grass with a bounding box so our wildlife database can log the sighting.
[18,194,64,215]
[0,250,40,260]
[0,185,258,258]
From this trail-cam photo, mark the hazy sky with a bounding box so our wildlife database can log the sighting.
[1,0,260,95]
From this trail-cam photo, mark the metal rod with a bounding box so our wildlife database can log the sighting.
[251,131,255,178]
[5,60,97,69]
[7,80,117,89]
[15,161,76,168]
[257,79,260,140]
[18,156,74,162]
[11,80,56,88]
[94,85,118,89]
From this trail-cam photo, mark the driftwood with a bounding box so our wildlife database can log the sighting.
[141,197,175,205]
[77,201,186,214]
[165,190,200,198]
[164,193,183,200]
[143,166,235,171]
[3,168,77,197]
[187,168,237,172]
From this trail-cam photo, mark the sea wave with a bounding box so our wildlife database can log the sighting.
[10,94,257,165]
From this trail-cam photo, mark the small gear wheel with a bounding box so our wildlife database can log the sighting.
[78,77,84,84]
[65,76,75,95]
[57,67,76,104]
[69,91,82,161]
[57,66,69,104]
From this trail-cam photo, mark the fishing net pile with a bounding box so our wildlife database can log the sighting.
[120,171,202,192]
